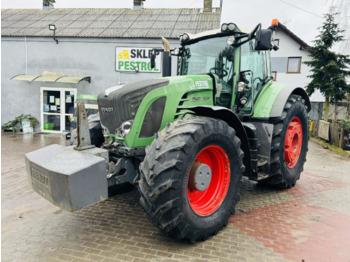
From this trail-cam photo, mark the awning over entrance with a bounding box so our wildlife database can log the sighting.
[11,72,91,84]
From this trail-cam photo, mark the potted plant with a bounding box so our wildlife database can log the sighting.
[2,114,39,133]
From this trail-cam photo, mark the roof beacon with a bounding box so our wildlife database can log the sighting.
[270,19,279,51]
[271,19,279,30]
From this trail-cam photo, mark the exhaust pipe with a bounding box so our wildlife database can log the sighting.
[161,37,171,77]
[150,37,172,77]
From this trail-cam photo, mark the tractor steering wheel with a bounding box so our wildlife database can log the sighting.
[210,67,228,78]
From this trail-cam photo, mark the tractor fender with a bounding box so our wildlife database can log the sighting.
[181,105,251,177]
[270,87,311,118]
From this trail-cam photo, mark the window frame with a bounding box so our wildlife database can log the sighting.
[40,87,77,133]
[287,57,302,74]
[272,71,277,81]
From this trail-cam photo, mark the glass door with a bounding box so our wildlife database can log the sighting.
[64,91,75,132]
[42,89,61,132]
[40,87,77,133]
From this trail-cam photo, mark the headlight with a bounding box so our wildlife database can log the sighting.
[240,96,248,105]
[227,36,235,46]
[120,120,133,137]
[221,23,228,32]
[237,82,246,92]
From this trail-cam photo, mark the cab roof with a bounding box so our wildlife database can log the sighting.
[183,23,253,42]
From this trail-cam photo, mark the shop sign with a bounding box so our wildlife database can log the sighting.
[116,47,161,73]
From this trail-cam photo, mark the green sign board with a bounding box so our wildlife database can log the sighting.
[116,47,161,73]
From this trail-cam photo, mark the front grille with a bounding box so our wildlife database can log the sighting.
[97,79,169,134]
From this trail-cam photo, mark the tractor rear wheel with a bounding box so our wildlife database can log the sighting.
[137,116,245,242]
[261,94,308,188]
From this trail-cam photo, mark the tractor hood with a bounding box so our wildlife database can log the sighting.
[97,79,169,135]
[98,75,214,148]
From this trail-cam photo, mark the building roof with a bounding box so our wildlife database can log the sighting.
[1,8,221,39]
[278,22,309,49]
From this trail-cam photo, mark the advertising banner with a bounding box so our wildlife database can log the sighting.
[116,47,161,73]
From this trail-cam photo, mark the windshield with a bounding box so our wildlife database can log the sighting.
[181,37,234,83]
[180,37,235,107]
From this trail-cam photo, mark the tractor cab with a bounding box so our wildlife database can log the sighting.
[177,22,277,116]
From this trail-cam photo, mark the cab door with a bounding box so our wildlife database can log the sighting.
[238,40,271,115]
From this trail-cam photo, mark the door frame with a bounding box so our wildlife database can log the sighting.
[40,87,77,133]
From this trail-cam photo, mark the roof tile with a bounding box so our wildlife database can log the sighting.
[59,14,85,21]
[68,20,94,28]
[30,19,56,27]
[130,20,156,29]
[5,13,31,21]
[1,8,221,39]
[103,9,126,15]
[51,20,76,28]
[77,28,106,37]
[153,20,177,29]
[98,28,127,38]
[11,27,43,36]
[56,28,83,36]
[96,14,119,21]
[87,20,114,28]
[108,19,134,29]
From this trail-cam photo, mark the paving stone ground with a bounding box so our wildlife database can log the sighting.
[2,132,350,262]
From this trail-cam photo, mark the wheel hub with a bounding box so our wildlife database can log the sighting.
[187,145,231,216]
[284,117,303,168]
[189,162,212,191]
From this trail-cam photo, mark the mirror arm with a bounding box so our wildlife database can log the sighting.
[248,23,261,40]
[233,23,261,48]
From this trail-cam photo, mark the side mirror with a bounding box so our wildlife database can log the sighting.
[150,53,156,69]
[255,29,272,51]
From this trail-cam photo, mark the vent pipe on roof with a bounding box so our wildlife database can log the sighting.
[133,0,145,10]
[203,0,213,12]
[43,0,55,10]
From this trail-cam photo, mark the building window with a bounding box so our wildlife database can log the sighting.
[287,57,302,73]
[273,39,279,47]
[272,71,277,81]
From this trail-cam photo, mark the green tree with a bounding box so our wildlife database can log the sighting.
[305,10,350,121]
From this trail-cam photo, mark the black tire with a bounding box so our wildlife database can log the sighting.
[137,116,245,242]
[108,183,134,196]
[261,94,308,188]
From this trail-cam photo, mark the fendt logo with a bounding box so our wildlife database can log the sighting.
[101,107,114,113]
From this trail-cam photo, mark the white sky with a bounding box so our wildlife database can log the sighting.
[1,0,347,47]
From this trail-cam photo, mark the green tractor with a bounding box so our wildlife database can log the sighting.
[25,20,310,242]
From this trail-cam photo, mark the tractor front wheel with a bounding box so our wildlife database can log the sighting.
[261,94,308,188]
[137,117,245,241]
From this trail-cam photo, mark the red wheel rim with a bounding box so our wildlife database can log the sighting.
[187,145,230,216]
[284,117,303,168]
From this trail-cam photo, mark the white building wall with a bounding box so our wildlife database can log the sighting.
[1,37,180,125]
[271,30,324,102]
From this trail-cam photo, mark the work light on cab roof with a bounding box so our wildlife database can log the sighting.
[221,23,236,32]
[179,33,190,43]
